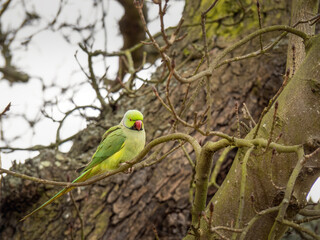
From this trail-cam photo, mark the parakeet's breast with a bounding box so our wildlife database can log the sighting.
[121,127,146,162]
[98,127,145,171]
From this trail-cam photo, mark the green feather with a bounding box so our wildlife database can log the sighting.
[80,126,126,173]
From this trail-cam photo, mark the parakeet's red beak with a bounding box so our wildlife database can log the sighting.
[134,120,142,131]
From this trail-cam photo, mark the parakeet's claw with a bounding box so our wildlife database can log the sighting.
[120,162,134,174]
[124,167,134,174]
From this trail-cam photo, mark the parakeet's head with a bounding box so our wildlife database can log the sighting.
[122,110,144,131]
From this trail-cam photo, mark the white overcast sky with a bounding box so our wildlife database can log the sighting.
[0,0,319,203]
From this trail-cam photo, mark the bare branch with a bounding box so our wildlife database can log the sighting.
[0,102,11,118]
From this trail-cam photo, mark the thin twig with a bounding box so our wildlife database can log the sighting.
[69,191,84,240]
[136,142,184,168]
[180,78,205,118]
[152,224,161,240]
[0,0,12,17]
[305,147,320,159]
[152,87,172,113]
[181,144,195,168]
[291,44,296,77]
[0,102,11,118]
[211,225,243,233]
[253,69,289,139]
[235,102,241,138]
[282,219,320,240]
[232,147,255,240]
[158,0,170,47]
[0,132,79,152]
[215,30,287,69]
[295,215,320,224]
[265,101,278,152]
[268,147,306,239]
[200,1,219,133]
[242,103,256,126]
[240,206,279,240]
[293,13,320,27]
[256,0,263,51]
[269,149,285,190]
[78,44,109,111]
[209,146,235,188]
[55,105,101,145]
[171,25,309,84]
[212,230,229,240]
[299,208,320,217]
[179,83,191,116]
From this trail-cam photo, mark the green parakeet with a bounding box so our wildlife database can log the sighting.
[21,109,145,221]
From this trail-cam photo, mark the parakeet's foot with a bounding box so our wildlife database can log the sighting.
[120,162,134,174]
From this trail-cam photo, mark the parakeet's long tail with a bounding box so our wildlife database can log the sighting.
[20,170,90,221]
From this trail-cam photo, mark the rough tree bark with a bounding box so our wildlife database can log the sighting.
[1,1,319,240]
[186,1,320,239]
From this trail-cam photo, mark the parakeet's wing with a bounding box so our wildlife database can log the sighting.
[79,125,126,173]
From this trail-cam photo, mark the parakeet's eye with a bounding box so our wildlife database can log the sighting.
[130,118,132,121]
